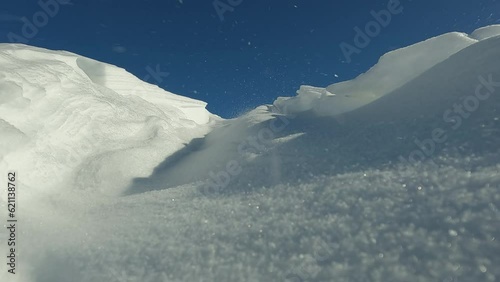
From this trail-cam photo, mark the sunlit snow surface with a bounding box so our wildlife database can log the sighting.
[275,25,500,117]
[1,26,500,282]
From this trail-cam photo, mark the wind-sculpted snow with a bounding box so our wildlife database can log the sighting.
[0,44,216,196]
[274,25,500,117]
[471,25,500,40]
[1,26,500,282]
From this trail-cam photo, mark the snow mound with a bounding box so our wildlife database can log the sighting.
[0,44,216,195]
[274,25,500,116]
[470,24,500,40]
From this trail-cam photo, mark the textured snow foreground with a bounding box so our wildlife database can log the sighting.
[1,26,500,282]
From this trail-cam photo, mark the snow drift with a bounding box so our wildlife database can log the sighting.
[0,44,217,196]
[1,25,500,282]
[274,25,500,117]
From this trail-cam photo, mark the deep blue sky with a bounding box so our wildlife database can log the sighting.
[1,0,499,117]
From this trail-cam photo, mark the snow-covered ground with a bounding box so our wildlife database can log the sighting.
[1,25,500,282]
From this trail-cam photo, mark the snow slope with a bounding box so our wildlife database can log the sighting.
[274,25,500,117]
[1,25,500,282]
[0,44,217,196]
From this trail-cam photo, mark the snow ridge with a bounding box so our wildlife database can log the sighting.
[274,25,500,116]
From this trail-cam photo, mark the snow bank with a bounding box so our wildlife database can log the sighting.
[470,24,500,40]
[0,44,216,195]
[274,25,500,116]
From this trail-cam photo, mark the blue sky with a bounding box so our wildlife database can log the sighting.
[1,0,499,117]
